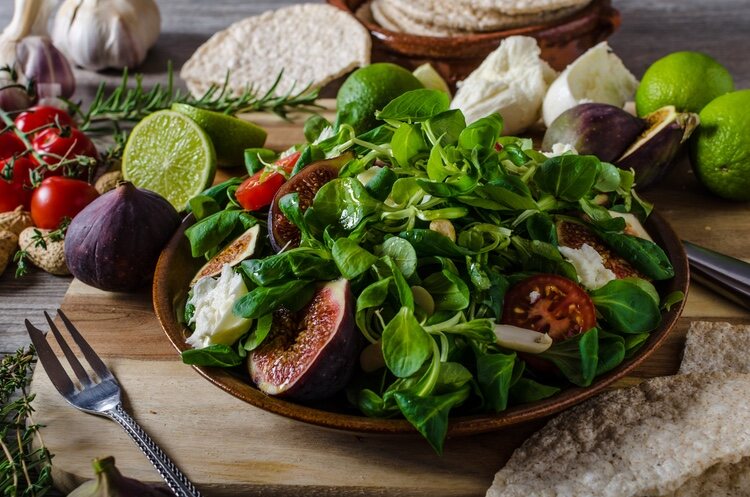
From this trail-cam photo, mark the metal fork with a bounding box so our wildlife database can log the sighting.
[26,310,203,497]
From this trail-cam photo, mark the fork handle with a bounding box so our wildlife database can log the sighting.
[107,404,203,497]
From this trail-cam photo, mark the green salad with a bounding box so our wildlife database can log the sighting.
[181,89,682,453]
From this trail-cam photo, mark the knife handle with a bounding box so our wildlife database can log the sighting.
[683,240,750,310]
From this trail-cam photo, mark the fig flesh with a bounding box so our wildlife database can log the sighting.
[249,278,358,401]
[543,103,646,162]
[268,154,350,252]
[615,106,699,189]
[556,219,643,279]
[190,224,260,285]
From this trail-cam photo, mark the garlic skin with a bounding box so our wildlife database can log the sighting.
[53,0,161,71]
[15,36,76,98]
[67,456,171,497]
[0,0,56,68]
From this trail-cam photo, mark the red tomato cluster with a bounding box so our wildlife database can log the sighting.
[235,151,301,212]
[0,106,100,227]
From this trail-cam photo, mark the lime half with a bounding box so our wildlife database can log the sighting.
[122,110,217,210]
[413,63,450,95]
[172,103,267,168]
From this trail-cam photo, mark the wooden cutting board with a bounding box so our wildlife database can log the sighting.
[30,102,750,496]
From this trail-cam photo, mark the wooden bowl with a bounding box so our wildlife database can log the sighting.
[326,0,620,89]
[153,211,688,436]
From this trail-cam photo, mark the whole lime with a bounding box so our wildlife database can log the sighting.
[690,90,750,201]
[635,51,734,117]
[336,63,423,134]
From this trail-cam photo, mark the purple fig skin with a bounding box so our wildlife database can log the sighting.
[615,106,700,189]
[268,154,351,252]
[249,279,359,401]
[64,181,180,292]
[542,103,646,162]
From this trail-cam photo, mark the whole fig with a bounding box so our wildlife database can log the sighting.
[542,103,646,162]
[64,181,180,292]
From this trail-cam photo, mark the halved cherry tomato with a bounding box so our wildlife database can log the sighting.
[235,151,301,212]
[14,106,75,136]
[502,274,596,342]
[0,131,26,160]
[31,177,99,229]
[0,180,27,213]
[31,127,98,177]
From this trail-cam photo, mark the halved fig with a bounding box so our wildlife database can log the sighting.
[607,211,652,241]
[615,105,699,189]
[249,278,358,401]
[190,225,260,285]
[556,219,643,279]
[543,103,646,162]
[268,154,351,252]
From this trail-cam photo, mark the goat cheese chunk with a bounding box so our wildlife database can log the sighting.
[451,36,557,134]
[187,264,253,349]
[559,243,616,291]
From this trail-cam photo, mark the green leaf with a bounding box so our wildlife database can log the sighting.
[422,270,470,311]
[364,166,398,202]
[185,209,257,257]
[594,229,674,280]
[577,198,627,232]
[539,328,599,387]
[332,238,378,279]
[398,229,474,258]
[509,378,560,404]
[189,195,220,221]
[535,155,600,202]
[661,290,685,311]
[391,123,429,167]
[591,279,661,334]
[458,113,503,153]
[382,237,418,278]
[595,162,622,192]
[181,345,242,367]
[377,89,451,122]
[305,177,382,232]
[233,280,315,319]
[393,385,470,454]
[303,114,331,143]
[525,212,557,245]
[384,256,415,312]
[240,248,337,286]
[476,350,516,411]
[357,277,393,313]
[186,177,244,213]
[425,109,466,146]
[382,307,433,378]
[596,331,626,375]
[244,148,277,174]
[241,313,274,351]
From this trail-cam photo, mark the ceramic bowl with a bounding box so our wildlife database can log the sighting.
[153,211,688,436]
[326,0,620,89]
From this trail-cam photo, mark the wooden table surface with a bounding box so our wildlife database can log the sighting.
[0,0,748,349]
[0,0,750,354]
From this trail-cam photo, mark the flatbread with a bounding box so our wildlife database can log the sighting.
[385,0,586,32]
[370,0,464,37]
[486,372,750,497]
[679,321,750,374]
[662,457,750,497]
[455,0,592,16]
[180,4,371,97]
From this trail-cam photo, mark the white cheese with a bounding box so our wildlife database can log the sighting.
[450,36,557,135]
[543,142,578,158]
[187,264,253,349]
[559,243,616,291]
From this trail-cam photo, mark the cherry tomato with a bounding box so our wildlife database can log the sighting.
[0,180,27,213]
[0,157,37,209]
[31,177,99,229]
[0,131,26,160]
[236,151,301,212]
[502,274,596,342]
[32,127,99,177]
[14,106,75,136]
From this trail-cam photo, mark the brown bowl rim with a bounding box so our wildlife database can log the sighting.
[327,0,617,48]
[153,210,688,436]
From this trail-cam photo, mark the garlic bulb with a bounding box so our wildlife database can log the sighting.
[16,36,76,98]
[0,0,56,68]
[52,0,161,71]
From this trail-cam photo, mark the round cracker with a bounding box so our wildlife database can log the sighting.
[455,0,591,16]
[180,4,371,97]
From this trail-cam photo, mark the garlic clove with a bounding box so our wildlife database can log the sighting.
[494,324,553,354]
[15,36,76,99]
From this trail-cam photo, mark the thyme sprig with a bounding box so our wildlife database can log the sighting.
[14,219,70,278]
[0,347,53,497]
[70,63,322,134]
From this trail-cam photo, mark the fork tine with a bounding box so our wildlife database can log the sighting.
[25,320,76,396]
[44,312,93,387]
[57,309,113,381]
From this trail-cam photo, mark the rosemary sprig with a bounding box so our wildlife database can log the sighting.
[70,62,321,134]
[0,347,53,497]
